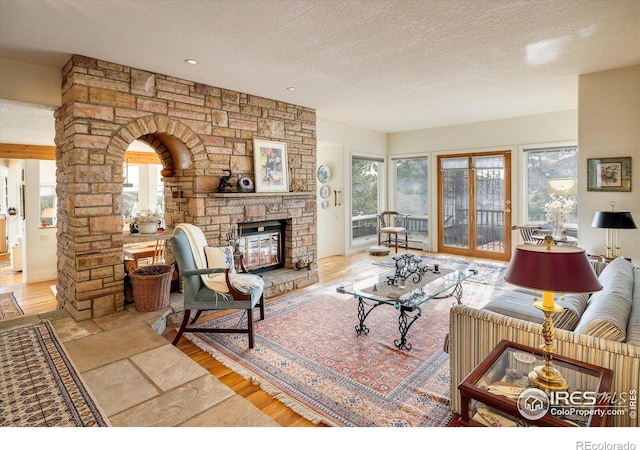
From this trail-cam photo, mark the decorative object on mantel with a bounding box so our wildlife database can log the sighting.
[217,169,234,193]
[254,139,289,193]
[317,164,331,183]
[587,156,632,192]
[237,176,254,193]
[291,166,309,192]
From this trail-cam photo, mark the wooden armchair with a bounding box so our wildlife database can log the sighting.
[170,223,265,348]
[378,211,409,253]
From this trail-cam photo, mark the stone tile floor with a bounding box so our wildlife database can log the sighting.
[0,299,278,427]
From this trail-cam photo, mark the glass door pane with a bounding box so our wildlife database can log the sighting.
[394,157,428,246]
[441,157,469,249]
[473,155,505,254]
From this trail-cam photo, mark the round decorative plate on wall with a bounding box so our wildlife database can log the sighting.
[237,176,254,193]
[317,165,331,183]
[321,200,329,209]
[319,185,330,199]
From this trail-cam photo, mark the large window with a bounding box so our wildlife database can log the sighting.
[393,157,428,246]
[525,146,578,233]
[351,156,383,242]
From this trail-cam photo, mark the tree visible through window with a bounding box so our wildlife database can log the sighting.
[351,156,383,241]
[526,146,578,227]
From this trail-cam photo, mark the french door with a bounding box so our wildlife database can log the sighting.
[437,151,512,261]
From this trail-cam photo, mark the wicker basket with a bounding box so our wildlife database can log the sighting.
[129,264,174,312]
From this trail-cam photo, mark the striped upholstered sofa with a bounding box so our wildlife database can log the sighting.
[447,256,640,427]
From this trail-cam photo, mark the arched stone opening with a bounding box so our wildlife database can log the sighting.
[56,114,203,320]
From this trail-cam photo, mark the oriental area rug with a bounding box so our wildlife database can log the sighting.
[0,292,24,320]
[186,263,506,427]
[0,321,110,427]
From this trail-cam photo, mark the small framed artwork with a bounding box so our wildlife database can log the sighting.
[253,139,289,193]
[587,157,632,192]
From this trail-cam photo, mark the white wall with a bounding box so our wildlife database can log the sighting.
[578,65,640,262]
[24,160,57,283]
[317,119,387,254]
[0,58,61,107]
[387,110,578,155]
[316,142,345,258]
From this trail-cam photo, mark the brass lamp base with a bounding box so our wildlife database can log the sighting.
[530,299,569,392]
[529,365,569,392]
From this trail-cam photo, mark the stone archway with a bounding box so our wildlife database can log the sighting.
[56,113,204,320]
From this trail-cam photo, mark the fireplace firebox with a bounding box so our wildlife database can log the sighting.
[238,220,285,273]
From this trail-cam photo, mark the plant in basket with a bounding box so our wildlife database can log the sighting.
[129,264,174,312]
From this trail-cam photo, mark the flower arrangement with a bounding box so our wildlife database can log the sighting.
[544,194,575,234]
[134,207,161,224]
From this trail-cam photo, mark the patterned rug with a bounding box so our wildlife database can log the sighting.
[0,292,24,320]
[186,271,506,427]
[373,253,507,286]
[0,321,110,427]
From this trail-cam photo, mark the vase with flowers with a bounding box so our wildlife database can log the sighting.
[133,207,162,234]
[544,194,575,240]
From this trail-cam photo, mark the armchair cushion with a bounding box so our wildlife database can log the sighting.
[204,245,264,294]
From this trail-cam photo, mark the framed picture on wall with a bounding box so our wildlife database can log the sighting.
[253,139,289,192]
[587,157,632,192]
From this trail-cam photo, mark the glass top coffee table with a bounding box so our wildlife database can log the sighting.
[336,253,478,350]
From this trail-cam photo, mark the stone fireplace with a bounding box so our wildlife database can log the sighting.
[54,55,318,320]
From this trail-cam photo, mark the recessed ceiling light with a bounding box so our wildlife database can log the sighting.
[185,59,198,65]
[286,87,296,91]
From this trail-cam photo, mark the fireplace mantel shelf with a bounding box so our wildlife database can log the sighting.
[209,191,314,198]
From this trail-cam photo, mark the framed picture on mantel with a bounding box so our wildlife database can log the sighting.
[254,139,289,193]
[587,157,632,192]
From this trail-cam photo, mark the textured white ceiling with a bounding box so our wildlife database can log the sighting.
[1,0,639,138]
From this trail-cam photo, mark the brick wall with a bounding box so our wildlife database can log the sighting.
[55,55,317,320]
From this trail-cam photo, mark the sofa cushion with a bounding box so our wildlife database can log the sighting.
[483,288,588,330]
[574,257,634,341]
[625,267,640,346]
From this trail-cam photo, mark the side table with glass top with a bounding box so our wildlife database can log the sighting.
[458,340,613,427]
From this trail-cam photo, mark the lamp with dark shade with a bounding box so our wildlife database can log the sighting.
[504,236,602,392]
[591,202,637,259]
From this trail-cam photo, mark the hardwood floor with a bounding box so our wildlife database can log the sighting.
[0,249,489,427]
